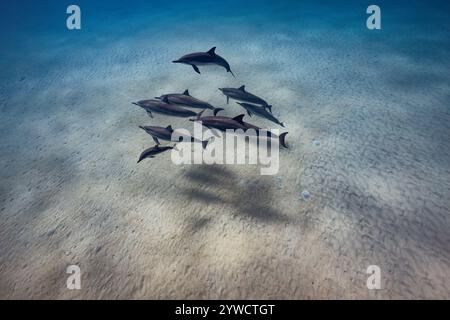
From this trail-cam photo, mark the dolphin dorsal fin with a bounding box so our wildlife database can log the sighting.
[207,47,216,55]
[238,85,245,91]
[183,89,190,96]
[162,96,169,103]
[232,114,245,124]
[166,125,173,132]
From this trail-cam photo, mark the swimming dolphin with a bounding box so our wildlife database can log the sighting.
[155,90,224,116]
[191,112,288,148]
[190,111,248,132]
[132,99,198,118]
[236,102,284,127]
[139,125,210,149]
[137,144,176,163]
[172,47,235,76]
[240,120,288,149]
[219,85,272,112]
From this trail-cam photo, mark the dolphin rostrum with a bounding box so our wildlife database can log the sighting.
[139,125,210,149]
[236,102,284,127]
[172,47,235,76]
[137,144,176,163]
[219,85,272,112]
[132,99,198,118]
[155,90,224,116]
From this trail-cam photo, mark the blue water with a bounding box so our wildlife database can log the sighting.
[1,0,450,299]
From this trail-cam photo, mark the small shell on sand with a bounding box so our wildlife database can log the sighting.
[312,139,321,146]
[301,190,311,200]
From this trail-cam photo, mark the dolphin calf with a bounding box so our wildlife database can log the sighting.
[172,47,235,76]
[219,85,272,112]
[236,102,284,127]
[137,144,176,163]
[139,125,210,149]
[132,99,197,118]
[155,90,224,116]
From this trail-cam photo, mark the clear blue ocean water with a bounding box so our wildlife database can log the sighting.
[0,0,449,299]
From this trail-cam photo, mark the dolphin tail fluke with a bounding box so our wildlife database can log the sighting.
[279,132,288,149]
[213,108,224,116]
[266,105,273,113]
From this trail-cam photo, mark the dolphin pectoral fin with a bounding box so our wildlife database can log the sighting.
[196,110,205,119]
[146,110,153,118]
[192,65,201,74]
[152,136,160,145]
[201,140,209,149]
[266,105,273,113]
[280,122,285,127]
[247,110,252,117]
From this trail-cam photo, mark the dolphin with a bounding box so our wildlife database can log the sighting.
[219,85,272,112]
[172,47,235,76]
[155,90,224,116]
[236,102,284,127]
[190,111,248,132]
[139,125,210,149]
[132,99,198,118]
[241,120,289,149]
[191,112,288,148]
[137,144,176,163]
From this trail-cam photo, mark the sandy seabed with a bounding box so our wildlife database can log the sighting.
[0,3,449,299]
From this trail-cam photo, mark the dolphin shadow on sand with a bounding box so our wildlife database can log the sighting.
[179,165,290,223]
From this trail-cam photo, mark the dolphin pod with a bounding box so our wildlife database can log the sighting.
[172,47,235,76]
[131,46,290,162]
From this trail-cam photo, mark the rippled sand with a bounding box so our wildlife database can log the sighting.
[1,1,449,299]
